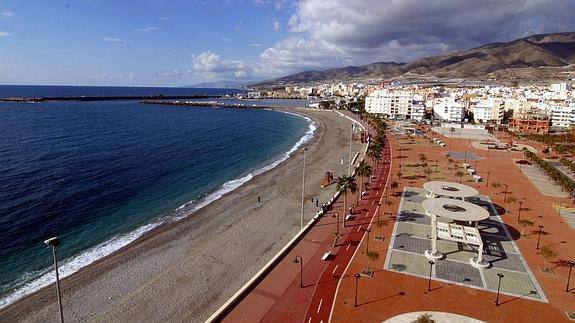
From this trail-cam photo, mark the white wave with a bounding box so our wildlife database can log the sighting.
[0,111,316,309]
[0,223,159,309]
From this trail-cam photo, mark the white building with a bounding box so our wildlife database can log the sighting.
[433,97,464,122]
[546,101,575,129]
[365,90,424,120]
[471,98,504,123]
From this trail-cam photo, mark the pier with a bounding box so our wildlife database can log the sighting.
[0,95,220,103]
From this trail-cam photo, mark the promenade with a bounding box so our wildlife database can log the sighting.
[220,116,391,322]
[330,124,574,322]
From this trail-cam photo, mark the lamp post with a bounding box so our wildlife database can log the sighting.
[44,237,64,323]
[517,201,523,222]
[503,184,509,203]
[364,229,371,253]
[293,255,303,288]
[354,273,360,307]
[495,273,504,306]
[536,225,544,250]
[427,260,435,292]
[566,261,574,292]
[435,159,438,172]
[300,147,307,230]
[349,124,353,176]
[486,171,491,187]
[474,160,478,172]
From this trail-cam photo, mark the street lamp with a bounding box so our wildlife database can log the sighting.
[349,124,353,176]
[503,184,509,203]
[293,255,303,288]
[536,225,544,250]
[495,273,504,306]
[435,159,438,172]
[301,147,307,230]
[354,273,360,307]
[364,229,371,253]
[486,171,491,188]
[44,237,64,323]
[517,201,523,221]
[566,260,574,293]
[427,260,435,292]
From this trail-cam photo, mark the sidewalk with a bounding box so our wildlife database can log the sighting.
[221,129,390,323]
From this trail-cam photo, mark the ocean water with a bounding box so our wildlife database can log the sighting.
[0,95,313,307]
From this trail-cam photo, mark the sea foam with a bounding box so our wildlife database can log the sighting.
[0,111,316,309]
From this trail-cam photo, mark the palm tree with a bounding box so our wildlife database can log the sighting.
[424,167,433,181]
[332,231,342,247]
[374,219,387,240]
[390,181,399,196]
[365,251,379,275]
[518,219,534,237]
[336,175,357,227]
[366,145,381,168]
[419,153,428,166]
[455,170,465,183]
[537,246,558,272]
[355,160,372,201]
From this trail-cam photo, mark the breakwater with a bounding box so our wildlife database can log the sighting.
[1,95,220,103]
[140,100,278,109]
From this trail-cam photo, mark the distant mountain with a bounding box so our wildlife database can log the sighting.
[253,31,575,87]
[189,80,247,89]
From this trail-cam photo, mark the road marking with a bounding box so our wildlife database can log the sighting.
[346,244,351,251]
[308,317,312,323]
[357,226,361,232]
[332,264,339,274]
[317,299,323,314]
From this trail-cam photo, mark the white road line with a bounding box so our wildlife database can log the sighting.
[346,244,351,251]
[308,317,312,323]
[317,299,323,314]
[357,226,361,232]
[332,264,339,274]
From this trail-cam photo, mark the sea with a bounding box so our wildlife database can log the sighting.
[0,85,314,308]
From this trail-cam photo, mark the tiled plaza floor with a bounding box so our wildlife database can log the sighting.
[384,187,547,302]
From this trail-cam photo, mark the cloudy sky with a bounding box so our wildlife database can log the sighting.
[1,0,575,86]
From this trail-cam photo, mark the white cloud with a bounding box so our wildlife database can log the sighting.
[254,0,575,77]
[138,26,160,32]
[101,36,125,43]
[253,0,288,10]
[220,38,231,42]
[249,43,263,47]
[272,19,280,32]
[0,10,14,18]
[0,32,11,38]
[158,69,188,77]
[192,51,250,79]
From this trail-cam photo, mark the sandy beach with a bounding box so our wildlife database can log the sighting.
[0,108,365,322]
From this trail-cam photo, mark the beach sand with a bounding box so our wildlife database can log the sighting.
[0,108,365,322]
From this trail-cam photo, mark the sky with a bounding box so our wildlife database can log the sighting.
[1,0,575,86]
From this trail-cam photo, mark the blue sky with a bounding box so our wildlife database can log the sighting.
[1,0,575,86]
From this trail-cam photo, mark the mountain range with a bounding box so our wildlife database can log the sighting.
[252,32,575,88]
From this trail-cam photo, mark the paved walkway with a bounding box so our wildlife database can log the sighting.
[221,120,390,323]
[515,163,569,197]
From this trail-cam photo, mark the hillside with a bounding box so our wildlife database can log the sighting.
[252,32,575,87]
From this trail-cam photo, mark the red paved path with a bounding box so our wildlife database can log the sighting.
[305,139,391,323]
[222,123,390,323]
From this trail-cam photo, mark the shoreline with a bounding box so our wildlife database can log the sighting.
[0,107,315,309]
[0,108,363,322]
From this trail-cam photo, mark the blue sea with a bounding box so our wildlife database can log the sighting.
[0,86,314,307]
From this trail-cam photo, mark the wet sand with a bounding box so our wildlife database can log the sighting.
[0,108,365,322]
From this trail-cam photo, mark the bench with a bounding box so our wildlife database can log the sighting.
[321,251,332,261]
[473,175,482,182]
[345,214,353,221]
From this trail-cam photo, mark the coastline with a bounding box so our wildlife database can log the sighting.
[0,108,364,322]
[0,107,315,309]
